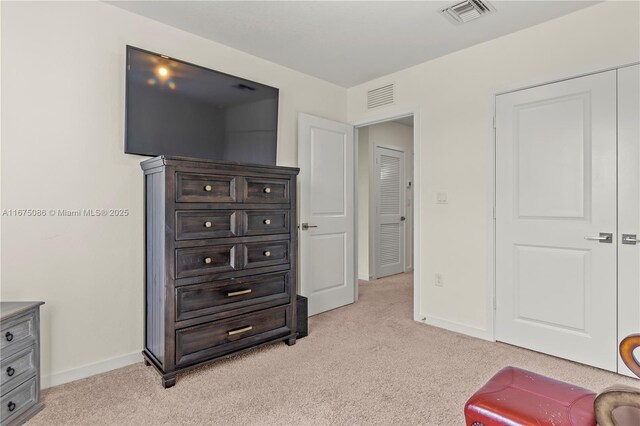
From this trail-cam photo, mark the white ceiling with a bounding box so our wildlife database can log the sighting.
[393,116,414,127]
[108,1,599,88]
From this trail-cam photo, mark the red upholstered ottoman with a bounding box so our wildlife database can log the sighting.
[464,366,597,426]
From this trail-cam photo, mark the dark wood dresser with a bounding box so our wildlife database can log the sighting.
[140,156,299,388]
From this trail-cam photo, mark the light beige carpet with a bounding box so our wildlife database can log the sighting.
[31,273,638,425]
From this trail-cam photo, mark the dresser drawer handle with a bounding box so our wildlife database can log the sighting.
[263,187,271,194]
[204,221,212,228]
[5,331,13,342]
[227,326,252,336]
[7,401,16,412]
[263,251,271,257]
[204,257,213,264]
[6,367,15,377]
[264,219,271,225]
[227,289,252,297]
[204,184,212,192]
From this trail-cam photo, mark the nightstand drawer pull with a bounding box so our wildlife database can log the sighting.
[264,219,271,225]
[204,221,212,228]
[204,257,213,264]
[264,187,271,194]
[227,289,252,297]
[204,184,212,192]
[227,326,252,336]
[6,366,15,377]
[263,251,271,257]
[7,401,16,412]
[5,332,13,342]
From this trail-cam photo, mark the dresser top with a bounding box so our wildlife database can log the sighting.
[0,301,44,320]
[140,155,300,175]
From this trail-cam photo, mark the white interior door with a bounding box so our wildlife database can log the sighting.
[618,64,640,377]
[298,113,355,316]
[495,70,618,371]
[375,146,406,278]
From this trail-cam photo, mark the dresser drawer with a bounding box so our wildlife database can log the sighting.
[176,245,237,279]
[243,177,289,204]
[0,313,35,355]
[1,376,36,424]
[176,210,237,241]
[1,346,36,391]
[176,173,238,203]
[176,272,290,321]
[175,305,291,367]
[243,241,289,269]
[242,210,290,236]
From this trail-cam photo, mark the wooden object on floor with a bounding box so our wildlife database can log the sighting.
[594,334,640,426]
[0,302,44,425]
[140,156,299,388]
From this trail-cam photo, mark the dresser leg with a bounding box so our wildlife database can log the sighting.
[162,375,176,389]
[286,337,297,346]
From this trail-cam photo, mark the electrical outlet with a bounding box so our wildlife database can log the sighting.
[435,273,444,287]
[436,192,448,204]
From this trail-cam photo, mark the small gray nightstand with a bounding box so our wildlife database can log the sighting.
[0,302,44,426]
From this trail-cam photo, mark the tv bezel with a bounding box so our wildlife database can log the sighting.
[124,45,280,163]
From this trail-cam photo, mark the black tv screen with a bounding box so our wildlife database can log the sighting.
[125,46,278,165]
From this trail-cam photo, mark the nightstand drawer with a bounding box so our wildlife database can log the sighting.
[242,210,290,236]
[1,346,36,391]
[176,245,237,279]
[176,173,238,203]
[0,376,36,424]
[176,210,237,240]
[243,241,289,269]
[175,272,290,321]
[175,305,291,367]
[0,313,34,355]
[243,177,289,204]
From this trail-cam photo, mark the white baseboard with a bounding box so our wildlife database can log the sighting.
[357,273,370,281]
[417,313,494,342]
[42,351,142,389]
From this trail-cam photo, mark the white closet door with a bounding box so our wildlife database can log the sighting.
[496,70,617,371]
[618,64,640,377]
[375,146,405,278]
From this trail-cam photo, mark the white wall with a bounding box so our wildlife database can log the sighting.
[0,0,346,385]
[348,1,640,338]
[357,127,370,279]
[357,121,413,279]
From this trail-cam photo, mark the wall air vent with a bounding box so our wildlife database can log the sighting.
[441,0,495,24]
[367,83,395,110]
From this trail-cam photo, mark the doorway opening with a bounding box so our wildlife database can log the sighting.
[356,116,414,282]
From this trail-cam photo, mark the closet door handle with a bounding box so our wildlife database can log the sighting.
[584,233,612,243]
[622,234,639,245]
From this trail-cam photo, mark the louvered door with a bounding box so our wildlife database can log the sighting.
[375,147,406,278]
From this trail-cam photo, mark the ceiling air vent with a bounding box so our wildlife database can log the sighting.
[441,0,495,24]
[367,83,395,110]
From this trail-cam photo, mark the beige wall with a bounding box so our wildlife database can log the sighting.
[348,1,640,338]
[0,1,346,384]
[357,127,370,278]
[357,122,413,279]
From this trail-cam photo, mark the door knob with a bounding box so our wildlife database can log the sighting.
[400,216,406,221]
[622,234,639,245]
[584,233,613,243]
[301,223,318,230]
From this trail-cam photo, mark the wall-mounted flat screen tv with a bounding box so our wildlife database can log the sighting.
[125,46,278,165]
